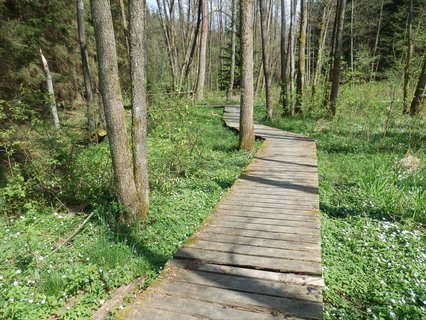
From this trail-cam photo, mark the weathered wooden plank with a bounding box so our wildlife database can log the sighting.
[160,268,322,303]
[136,294,303,320]
[185,239,321,262]
[213,215,320,228]
[208,220,320,235]
[175,247,323,275]
[214,208,320,222]
[152,280,323,319]
[202,225,320,243]
[218,203,320,213]
[116,304,199,320]
[194,233,321,251]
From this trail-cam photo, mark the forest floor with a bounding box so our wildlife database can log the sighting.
[0,82,425,319]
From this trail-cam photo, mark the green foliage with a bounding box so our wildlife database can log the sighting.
[257,81,426,319]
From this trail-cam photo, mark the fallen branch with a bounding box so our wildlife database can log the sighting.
[50,211,96,255]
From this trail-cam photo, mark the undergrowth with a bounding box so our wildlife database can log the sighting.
[0,103,257,319]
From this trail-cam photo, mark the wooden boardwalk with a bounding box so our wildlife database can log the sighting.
[117,106,323,319]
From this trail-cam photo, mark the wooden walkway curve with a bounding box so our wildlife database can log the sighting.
[117,106,323,319]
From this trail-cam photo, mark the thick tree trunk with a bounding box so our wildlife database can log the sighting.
[77,0,95,131]
[91,0,141,222]
[370,0,384,81]
[40,49,60,130]
[295,0,307,113]
[196,0,208,99]
[410,52,426,116]
[226,0,237,102]
[129,0,149,221]
[239,0,254,151]
[329,0,346,116]
[403,0,413,114]
[259,0,273,119]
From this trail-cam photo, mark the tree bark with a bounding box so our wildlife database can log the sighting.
[313,0,331,89]
[329,0,346,116]
[350,0,354,77]
[403,0,413,114]
[259,0,273,119]
[295,0,307,113]
[91,0,141,221]
[226,0,237,102]
[40,49,60,130]
[119,0,131,59]
[239,0,254,151]
[410,52,426,116]
[77,0,95,131]
[129,0,149,220]
[196,0,209,99]
[288,0,297,113]
[281,0,289,114]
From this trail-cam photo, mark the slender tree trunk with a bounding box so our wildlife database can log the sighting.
[129,0,149,220]
[329,0,346,116]
[410,52,426,116]
[91,0,141,221]
[196,0,208,99]
[313,0,331,89]
[239,0,254,151]
[403,0,413,114]
[77,0,95,131]
[227,0,237,102]
[259,0,273,119]
[295,0,307,113]
[350,0,354,77]
[281,0,289,114]
[40,49,60,130]
[289,0,297,113]
[370,0,384,81]
[119,0,131,59]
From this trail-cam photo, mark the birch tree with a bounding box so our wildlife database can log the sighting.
[295,0,308,113]
[259,0,273,119]
[40,49,60,130]
[196,0,209,99]
[226,0,237,102]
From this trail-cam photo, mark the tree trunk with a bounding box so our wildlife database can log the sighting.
[40,49,60,130]
[119,0,131,59]
[410,52,426,116]
[288,0,297,113]
[91,0,141,222]
[77,0,96,131]
[129,0,149,220]
[259,0,273,119]
[313,0,331,89]
[370,0,384,81]
[239,0,254,151]
[196,0,208,99]
[350,0,354,77]
[403,0,413,114]
[295,0,307,113]
[281,0,289,114]
[329,0,346,116]
[226,0,237,102]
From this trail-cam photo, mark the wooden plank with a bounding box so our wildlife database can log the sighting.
[162,268,322,302]
[202,225,320,243]
[194,233,321,251]
[185,239,321,262]
[222,196,319,207]
[174,247,323,275]
[218,204,320,214]
[136,293,302,320]
[213,215,320,228]
[116,305,199,320]
[152,280,323,319]
[209,220,320,235]
[214,208,320,222]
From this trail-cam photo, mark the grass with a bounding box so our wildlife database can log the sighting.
[255,81,426,319]
[0,104,259,319]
